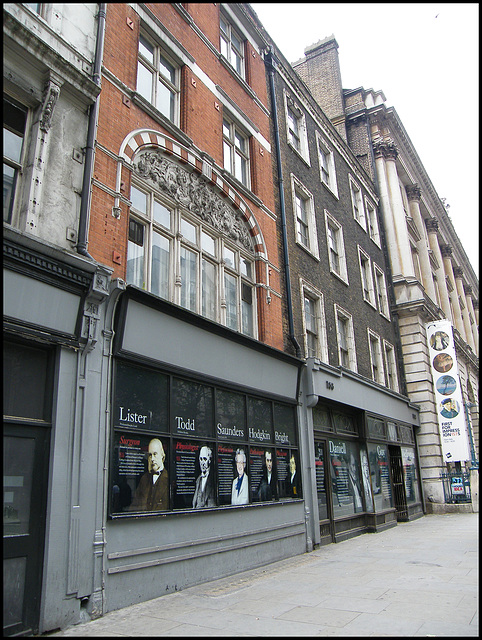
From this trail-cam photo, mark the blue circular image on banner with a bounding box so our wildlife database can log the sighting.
[436,375,457,396]
[440,398,460,419]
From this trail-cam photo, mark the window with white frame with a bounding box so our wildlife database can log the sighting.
[358,246,376,307]
[291,177,318,258]
[23,3,42,14]
[3,95,28,224]
[335,305,357,371]
[365,197,380,246]
[411,247,422,282]
[220,12,245,77]
[316,132,337,196]
[126,183,256,337]
[433,275,442,309]
[373,263,390,318]
[349,177,366,230]
[223,116,250,188]
[302,283,328,362]
[324,210,348,283]
[368,330,385,384]
[383,340,399,392]
[137,32,180,123]
[284,93,309,162]
[400,180,409,215]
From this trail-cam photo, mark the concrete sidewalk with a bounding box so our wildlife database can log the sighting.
[44,513,478,637]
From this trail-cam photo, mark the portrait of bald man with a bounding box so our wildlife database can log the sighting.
[129,438,169,511]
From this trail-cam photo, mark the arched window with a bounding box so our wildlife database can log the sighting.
[126,149,257,337]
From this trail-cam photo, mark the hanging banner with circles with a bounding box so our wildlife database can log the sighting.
[425,319,470,463]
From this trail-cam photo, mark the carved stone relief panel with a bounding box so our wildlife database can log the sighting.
[133,150,255,253]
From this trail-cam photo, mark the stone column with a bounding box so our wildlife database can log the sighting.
[406,184,436,301]
[425,219,452,320]
[464,284,479,355]
[473,300,479,331]
[440,245,466,339]
[382,143,416,278]
[374,142,403,277]
[453,268,475,351]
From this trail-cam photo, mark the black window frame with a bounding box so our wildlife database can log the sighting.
[109,356,301,518]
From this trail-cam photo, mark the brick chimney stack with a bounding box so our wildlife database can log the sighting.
[293,35,347,141]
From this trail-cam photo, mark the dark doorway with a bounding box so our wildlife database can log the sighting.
[314,439,335,544]
[3,341,53,636]
[388,445,408,521]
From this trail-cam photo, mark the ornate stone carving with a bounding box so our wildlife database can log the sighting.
[133,151,254,253]
[406,184,421,202]
[453,267,464,279]
[425,218,439,233]
[463,284,473,296]
[40,80,61,132]
[440,244,453,258]
[373,140,398,160]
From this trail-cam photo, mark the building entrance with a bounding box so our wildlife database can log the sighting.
[388,445,408,521]
[314,440,335,544]
[3,341,52,636]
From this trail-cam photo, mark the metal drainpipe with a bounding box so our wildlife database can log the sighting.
[265,47,301,358]
[77,3,106,259]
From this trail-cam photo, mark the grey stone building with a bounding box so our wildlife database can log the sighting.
[3,3,112,635]
[293,35,479,511]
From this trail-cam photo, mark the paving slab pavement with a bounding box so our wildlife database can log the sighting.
[42,513,478,637]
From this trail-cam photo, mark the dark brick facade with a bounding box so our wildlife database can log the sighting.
[267,42,404,386]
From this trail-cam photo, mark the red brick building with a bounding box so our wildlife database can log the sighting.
[85,3,306,618]
[90,3,285,349]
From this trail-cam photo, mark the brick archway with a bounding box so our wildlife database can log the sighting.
[116,129,267,260]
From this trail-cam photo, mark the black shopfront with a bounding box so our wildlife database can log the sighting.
[312,399,423,545]
[103,287,307,613]
[110,358,302,516]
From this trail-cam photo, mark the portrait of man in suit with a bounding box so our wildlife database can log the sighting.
[192,445,216,508]
[129,438,169,511]
[256,449,278,501]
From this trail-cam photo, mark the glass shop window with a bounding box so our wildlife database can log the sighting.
[367,442,393,511]
[110,360,300,516]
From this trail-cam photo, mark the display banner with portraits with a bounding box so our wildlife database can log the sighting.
[110,358,301,516]
[425,320,470,462]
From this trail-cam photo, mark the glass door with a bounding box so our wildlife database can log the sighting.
[314,440,335,544]
[3,340,52,636]
[3,425,50,636]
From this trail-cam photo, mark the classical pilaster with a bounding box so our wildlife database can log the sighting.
[425,219,452,321]
[374,142,414,278]
[373,142,402,276]
[463,283,478,355]
[440,245,466,339]
[406,184,436,301]
[26,73,64,233]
